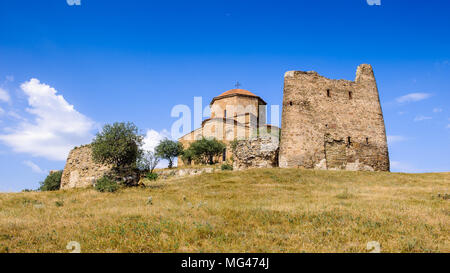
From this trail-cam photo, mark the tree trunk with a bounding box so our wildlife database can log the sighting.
[208,154,214,165]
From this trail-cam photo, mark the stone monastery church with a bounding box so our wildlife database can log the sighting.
[178,88,279,166]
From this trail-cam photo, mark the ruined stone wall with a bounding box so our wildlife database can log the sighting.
[60,145,113,189]
[279,64,389,171]
[61,145,140,189]
[232,137,279,170]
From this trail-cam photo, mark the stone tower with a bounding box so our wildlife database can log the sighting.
[279,64,389,171]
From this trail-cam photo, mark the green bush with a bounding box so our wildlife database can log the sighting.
[39,171,63,191]
[95,177,119,193]
[221,163,233,171]
[146,172,158,181]
[185,137,226,165]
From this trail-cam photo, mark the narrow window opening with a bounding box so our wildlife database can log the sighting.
[289,101,293,106]
[347,136,351,145]
[327,89,331,97]
[222,148,226,161]
[366,137,369,144]
[349,91,353,99]
[224,110,227,118]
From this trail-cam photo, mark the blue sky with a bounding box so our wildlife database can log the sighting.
[0,0,449,191]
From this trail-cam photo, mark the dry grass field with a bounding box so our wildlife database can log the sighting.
[0,168,448,253]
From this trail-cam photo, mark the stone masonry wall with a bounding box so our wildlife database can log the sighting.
[61,145,141,189]
[60,145,113,189]
[232,137,279,170]
[279,64,390,171]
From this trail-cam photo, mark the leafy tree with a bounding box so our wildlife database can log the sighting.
[39,171,63,191]
[181,147,195,165]
[187,137,226,165]
[91,122,143,168]
[155,139,183,168]
[138,151,160,173]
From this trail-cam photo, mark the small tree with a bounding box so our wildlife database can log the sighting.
[91,122,143,168]
[155,139,183,168]
[138,151,160,173]
[181,147,195,165]
[39,171,63,191]
[188,137,226,165]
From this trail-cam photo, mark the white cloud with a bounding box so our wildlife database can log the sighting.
[142,129,170,152]
[390,161,403,169]
[0,106,4,115]
[435,60,450,69]
[23,160,45,174]
[0,78,95,160]
[7,110,24,120]
[433,108,443,113]
[387,135,407,144]
[0,87,10,102]
[414,115,432,122]
[396,93,431,103]
[390,161,417,173]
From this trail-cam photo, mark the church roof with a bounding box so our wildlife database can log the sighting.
[211,89,266,105]
[217,89,259,98]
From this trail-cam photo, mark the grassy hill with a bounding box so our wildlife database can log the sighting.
[0,168,448,253]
